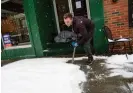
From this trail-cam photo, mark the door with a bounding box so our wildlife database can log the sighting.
[72,0,88,17]
[53,0,70,33]
[53,0,90,33]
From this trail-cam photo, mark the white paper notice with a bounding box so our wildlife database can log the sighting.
[76,1,81,9]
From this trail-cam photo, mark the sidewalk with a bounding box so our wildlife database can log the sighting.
[1,55,133,93]
[68,55,133,93]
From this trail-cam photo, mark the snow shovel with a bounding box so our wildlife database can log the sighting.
[72,47,76,63]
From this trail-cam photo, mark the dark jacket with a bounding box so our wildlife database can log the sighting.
[72,16,94,45]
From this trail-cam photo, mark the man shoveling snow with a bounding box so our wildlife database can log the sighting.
[63,13,95,64]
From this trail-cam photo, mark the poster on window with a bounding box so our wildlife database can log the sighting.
[3,34,12,48]
[76,1,82,9]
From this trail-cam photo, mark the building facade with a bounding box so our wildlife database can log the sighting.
[104,0,133,51]
[1,0,133,60]
[104,0,133,38]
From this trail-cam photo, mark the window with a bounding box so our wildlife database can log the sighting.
[128,0,133,27]
[53,0,70,33]
[1,0,31,49]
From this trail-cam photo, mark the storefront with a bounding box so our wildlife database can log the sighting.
[1,0,108,60]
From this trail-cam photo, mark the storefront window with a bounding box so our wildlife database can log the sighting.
[1,0,31,49]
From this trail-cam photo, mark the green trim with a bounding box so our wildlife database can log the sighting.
[43,47,84,57]
[89,0,108,54]
[1,47,35,60]
[33,0,57,49]
[23,0,43,57]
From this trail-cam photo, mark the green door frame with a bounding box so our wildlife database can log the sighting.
[89,0,108,54]
[25,0,108,55]
[43,0,108,56]
[24,0,44,57]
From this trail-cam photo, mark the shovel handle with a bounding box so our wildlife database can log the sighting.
[72,47,76,63]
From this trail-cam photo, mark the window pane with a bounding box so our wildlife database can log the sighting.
[1,0,31,48]
[55,0,70,31]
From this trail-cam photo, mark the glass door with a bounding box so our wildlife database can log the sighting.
[53,0,70,33]
[53,0,91,33]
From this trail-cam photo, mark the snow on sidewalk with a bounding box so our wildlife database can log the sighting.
[1,58,86,93]
[105,54,133,78]
[1,54,133,93]
[90,54,133,78]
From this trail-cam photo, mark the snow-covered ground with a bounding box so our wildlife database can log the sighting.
[1,58,86,93]
[1,54,133,93]
[70,54,133,78]
[105,54,133,78]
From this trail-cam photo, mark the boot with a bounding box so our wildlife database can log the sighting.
[88,55,93,64]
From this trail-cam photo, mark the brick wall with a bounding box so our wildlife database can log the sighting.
[103,0,133,52]
[103,0,133,39]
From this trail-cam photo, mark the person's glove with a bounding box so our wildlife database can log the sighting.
[71,42,78,47]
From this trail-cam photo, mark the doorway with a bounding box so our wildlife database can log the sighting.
[53,0,91,33]
[72,0,87,17]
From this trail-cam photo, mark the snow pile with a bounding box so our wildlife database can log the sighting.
[94,56,108,60]
[106,54,133,63]
[2,58,86,93]
[105,54,133,78]
[128,83,133,92]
